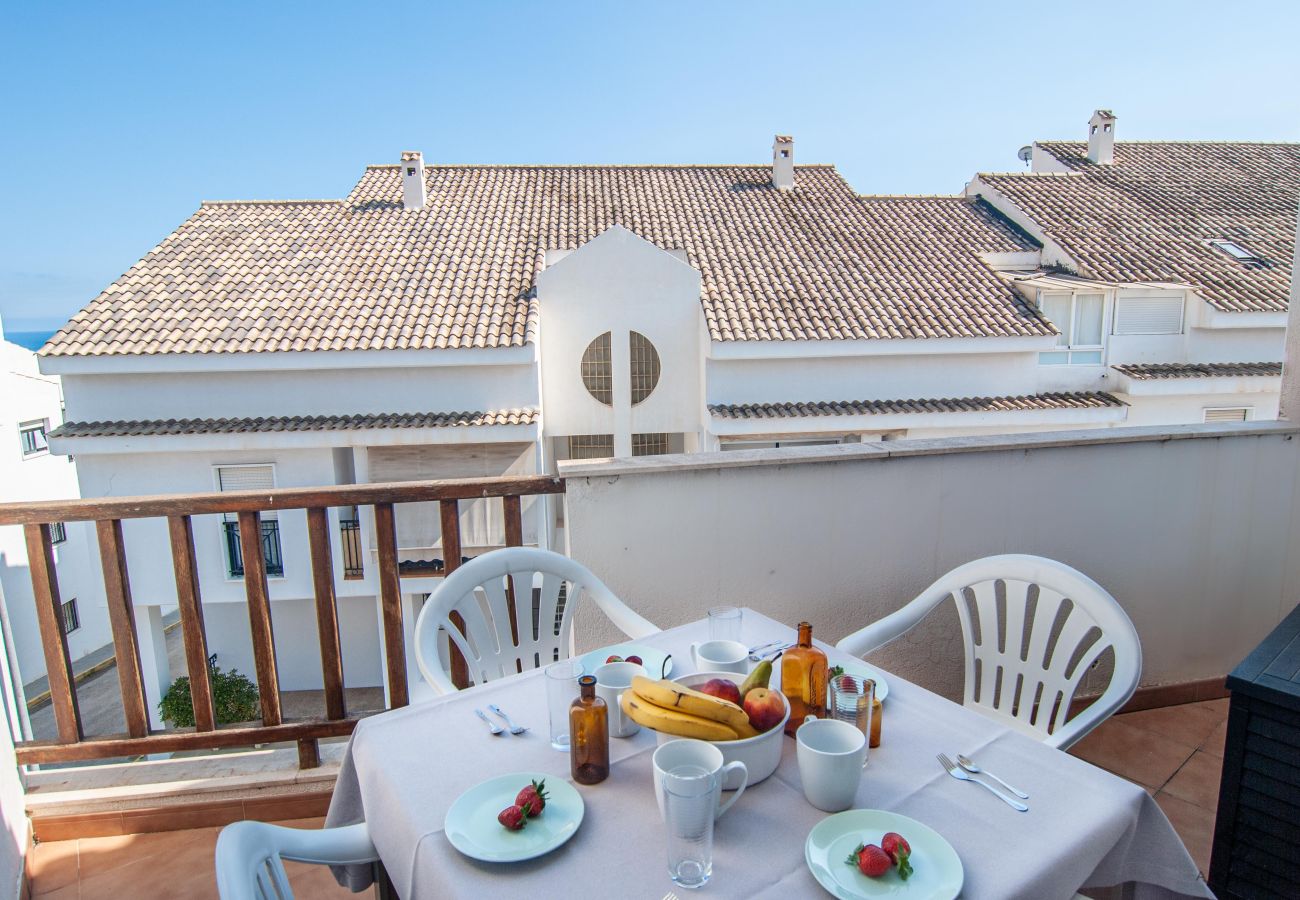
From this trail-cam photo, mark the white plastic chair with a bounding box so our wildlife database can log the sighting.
[835,554,1141,750]
[414,547,659,694]
[214,820,378,900]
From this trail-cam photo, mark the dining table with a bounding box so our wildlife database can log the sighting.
[326,608,1213,899]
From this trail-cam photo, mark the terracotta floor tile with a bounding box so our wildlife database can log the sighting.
[1069,717,1197,790]
[76,828,217,880]
[75,833,220,900]
[1200,718,1228,759]
[1162,751,1223,812]
[1155,791,1215,877]
[1115,701,1224,749]
[29,840,78,894]
[1201,697,1229,716]
[284,860,358,897]
[31,883,77,900]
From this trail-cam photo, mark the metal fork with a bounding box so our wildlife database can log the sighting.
[475,708,504,736]
[957,753,1029,799]
[937,753,1027,811]
[488,704,528,735]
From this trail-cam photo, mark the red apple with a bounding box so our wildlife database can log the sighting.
[697,678,741,706]
[743,687,786,733]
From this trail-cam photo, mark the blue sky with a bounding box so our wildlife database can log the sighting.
[2,0,1298,330]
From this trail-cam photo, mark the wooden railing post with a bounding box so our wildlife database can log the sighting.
[167,515,216,731]
[237,510,281,726]
[373,503,408,708]
[307,507,346,720]
[440,499,470,689]
[24,524,81,743]
[96,519,149,737]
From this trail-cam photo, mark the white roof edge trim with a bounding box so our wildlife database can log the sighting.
[38,344,538,375]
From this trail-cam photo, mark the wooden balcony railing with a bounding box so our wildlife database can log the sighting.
[0,475,565,768]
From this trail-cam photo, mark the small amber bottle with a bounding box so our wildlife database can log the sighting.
[570,675,609,784]
[782,621,828,737]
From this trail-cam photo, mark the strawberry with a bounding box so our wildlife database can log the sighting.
[846,843,892,878]
[497,802,531,831]
[515,779,548,817]
[882,832,913,880]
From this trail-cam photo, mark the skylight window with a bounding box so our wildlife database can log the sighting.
[1208,239,1258,262]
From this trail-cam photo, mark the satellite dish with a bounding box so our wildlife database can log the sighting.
[1017,145,1033,167]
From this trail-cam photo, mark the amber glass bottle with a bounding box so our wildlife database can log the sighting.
[570,675,610,784]
[782,621,828,736]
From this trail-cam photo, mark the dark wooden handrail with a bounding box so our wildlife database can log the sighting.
[0,475,565,525]
[9,474,565,768]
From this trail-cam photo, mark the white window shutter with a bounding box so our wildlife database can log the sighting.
[217,465,277,519]
[1115,295,1184,335]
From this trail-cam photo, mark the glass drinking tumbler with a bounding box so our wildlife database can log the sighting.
[707,606,743,643]
[545,659,584,750]
[664,765,716,890]
[829,674,874,765]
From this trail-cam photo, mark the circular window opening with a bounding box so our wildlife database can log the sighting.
[630,331,661,404]
[580,332,613,406]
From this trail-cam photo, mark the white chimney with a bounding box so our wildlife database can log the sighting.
[1087,110,1116,165]
[401,150,426,210]
[772,135,794,190]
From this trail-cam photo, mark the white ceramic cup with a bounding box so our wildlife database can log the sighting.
[796,715,867,812]
[652,738,748,821]
[594,661,646,738]
[689,639,749,675]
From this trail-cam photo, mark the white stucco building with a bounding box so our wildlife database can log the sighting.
[0,318,106,690]
[28,118,1299,705]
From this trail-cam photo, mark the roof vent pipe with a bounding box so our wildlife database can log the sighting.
[1087,111,1116,165]
[772,135,794,190]
[401,150,427,210]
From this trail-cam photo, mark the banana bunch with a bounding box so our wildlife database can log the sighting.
[619,676,759,741]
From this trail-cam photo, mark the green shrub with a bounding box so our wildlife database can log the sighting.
[159,654,260,727]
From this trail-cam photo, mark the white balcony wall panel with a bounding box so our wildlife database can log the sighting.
[59,362,538,424]
[73,448,336,607]
[1184,327,1283,364]
[705,352,1035,406]
[563,423,1300,700]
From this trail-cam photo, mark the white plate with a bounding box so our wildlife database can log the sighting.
[578,642,674,679]
[771,658,890,702]
[806,809,963,899]
[444,772,584,863]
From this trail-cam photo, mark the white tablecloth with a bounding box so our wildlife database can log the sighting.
[327,609,1212,899]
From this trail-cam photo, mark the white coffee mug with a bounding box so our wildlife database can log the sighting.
[652,738,748,820]
[796,716,867,812]
[689,639,749,675]
[594,661,645,738]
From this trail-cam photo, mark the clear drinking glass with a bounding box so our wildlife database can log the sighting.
[707,606,742,643]
[829,674,874,765]
[545,659,584,750]
[664,765,716,890]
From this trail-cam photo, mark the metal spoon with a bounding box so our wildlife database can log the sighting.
[475,708,504,735]
[488,704,528,735]
[956,753,1029,799]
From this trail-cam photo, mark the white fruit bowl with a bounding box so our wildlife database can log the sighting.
[654,671,790,787]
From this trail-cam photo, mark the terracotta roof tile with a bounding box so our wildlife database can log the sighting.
[1111,361,1282,380]
[49,408,537,438]
[43,165,1050,356]
[709,392,1123,419]
[979,142,1300,313]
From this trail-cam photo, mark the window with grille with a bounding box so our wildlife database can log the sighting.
[580,333,613,405]
[60,598,79,635]
[1204,407,1252,423]
[216,465,283,577]
[19,419,49,457]
[49,522,67,544]
[632,433,670,456]
[567,435,614,459]
[629,331,662,404]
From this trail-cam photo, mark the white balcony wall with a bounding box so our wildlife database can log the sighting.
[562,423,1300,700]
